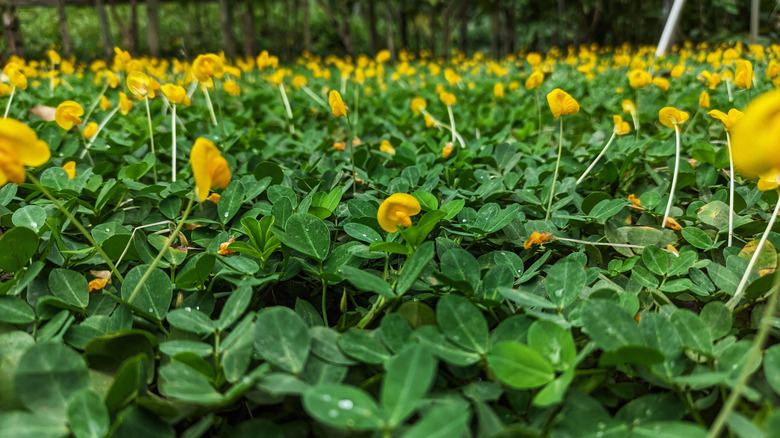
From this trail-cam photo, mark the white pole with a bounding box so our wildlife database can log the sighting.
[655,0,686,57]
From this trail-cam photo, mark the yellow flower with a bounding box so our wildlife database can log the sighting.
[47,49,61,65]
[652,77,669,91]
[671,65,685,78]
[613,115,630,135]
[256,50,278,70]
[380,140,395,155]
[546,88,579,119]
[223,80,240,96]
[708,108,744,132]
[192,54,224,83]
[439,91,456,106]
[329,90,348,117]
[218,237,236,256]
[377,193,421,233]
[442,142,454,158]
[628,194,643,210]
[207,193,221,204]
[494,82,505,98]
[628,69,652,88]
[191,137,231,203]
[161,83,190,106]
[731,90,780,177]
[757,170,780,191]
[699,91,710,108]
[411,97,427,115]
[424,114,435,128]
[333,141,346,151]
[88,277,109,292]
[7,68,27,90]
[118,92,133,115]
[658,107,689,129]
[292,75,307,89]
[0,119,51,186]
[622,99,636,114]
[526,53,542,67]
[525,71,544,90]
[701,70,721,89]
[100,95,111,111]
[734,59,753,89]
[664,217,682,231]
[62,161,76,179]
[523,231,553,249]
[82,121,98,139]
[54,101,84,130]
[766,60,779,79]
[126,71,154,99]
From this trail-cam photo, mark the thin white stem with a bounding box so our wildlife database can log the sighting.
[353,87,359,128]
[421,109,466,147]
[80,106,120,159]
[577,132,616,185]
[171,103,177,182]
[555,236,676,253]
[727,131,735,247]
[144,98,158,183]
[340,76,347,95]
[727,79,734,102]
[447,105,457,145]
[546,118,564,221]
[202,86,218,126]
[662,125,681,227]
[727,192,780,310]
[301,85,328,108]
[279,84,293,120]
[83,83,109,125]
[3,87,15,119]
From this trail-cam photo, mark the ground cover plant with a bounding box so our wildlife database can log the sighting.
[2,43,780,437]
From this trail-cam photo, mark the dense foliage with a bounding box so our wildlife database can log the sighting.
[2,42,780,437]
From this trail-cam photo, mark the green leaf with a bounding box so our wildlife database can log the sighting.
[681,227,713,250]
[337,329,391,364]
[764,345,780,397]
[670,309,713,356]
[401,399,471,438]
[436,295,489,354]
[104,354,145,414]
[302,384,385,430]
[12,205,47,233]
[631,421,706,438]
[0,331,34,410]
[0,227,38,273]
[48,269,89,309]
[0,412,68,438]
[15,343,89,420]
[599,345,665,366]
[486,341,555,389]
[581,299,643,351]
[396,241,434,296]
[412,325,480,366]
[700,301,732,340]
[121,265,173,321]
[218,286,252,330]
[378,313,412,353]
[0,296,35,324]
[254,306,311,374]
[533,369,574,407]
[588,199,627,223]
[642,245,669,276]
[343,223,382,244]
[381,344,437,426]
[412,191,438,211]
[158,361,223,405]
[273,213,330,261]
[218,180,245,224]
[697,201,731,230]
[545,260,586,308]
[67,389,109,438]
[339,266,395,298]
[527,320,576,371]
[166,308,215,335]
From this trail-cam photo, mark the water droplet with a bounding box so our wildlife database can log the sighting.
[148,307,153,312]
[461,219,467,223]
[328,409,338,418]
[184,306,192,312]
[596,432,604,438]
[597,421,607,430]
[644,409,653,416]
[224,212,229,218]
[322,394,332,402]
[30,221,37,228]
[338,399,353,410]
[196,306,200,310]
[554,289,563,298]
[105,145,111,149]
[606,328,616,335]
[105,228,111,232]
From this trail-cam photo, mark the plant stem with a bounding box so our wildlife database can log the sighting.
[727,189,780,310]
[126,191,195,304]
[546,117,564,221]
[278,83,294,133]
[83,82,109,125]
[662,125,681,227]
[301,85,328,108]
[144,98,158,184]
[707,266,780,438]
[353,86,360,128]
[319,260,329,327]
[726,131,735,247]
[202,85,218,126]
[171,103,177,182]
[27,173,124,284]
[577,132,616,185]
[80,106,119,159]
[3,86,15,119]
[346,114,357,194]
[447,104,457,144]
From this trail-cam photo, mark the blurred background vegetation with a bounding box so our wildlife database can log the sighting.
[1,0,780,61]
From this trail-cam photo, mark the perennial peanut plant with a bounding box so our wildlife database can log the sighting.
[3,42,780,437]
